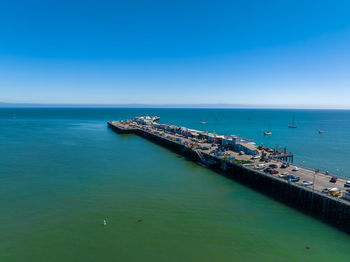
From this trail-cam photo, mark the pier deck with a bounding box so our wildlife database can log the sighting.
[108,120,349,198]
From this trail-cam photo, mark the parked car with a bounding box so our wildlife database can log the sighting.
[254,164,265,170]
[269,169,279,174]
[343,191,350,201]
[202,146,209,150]
[322,187,330,194]
[264,167,272,173]
[292,166,299,171]
[344,181,350,187]
[329,176,337,183]
[260,158,266,162]
[251,155,260,159]
[280,163,289,168]
[239,151,245,155]
[269,164,278,168]
[279,172,289,178]
[329,187,342,197]
[302,180,313,186]
[284,174,300,182]
[265,158,271,163]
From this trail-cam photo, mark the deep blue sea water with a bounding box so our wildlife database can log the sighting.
[1,108,350,261]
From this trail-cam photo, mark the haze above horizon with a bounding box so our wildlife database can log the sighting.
[1,0,350,108]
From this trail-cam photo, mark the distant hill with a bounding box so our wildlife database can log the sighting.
[0,102,257,108]
[0,102,345,109]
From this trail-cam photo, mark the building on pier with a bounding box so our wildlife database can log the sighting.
[234,143,259,155]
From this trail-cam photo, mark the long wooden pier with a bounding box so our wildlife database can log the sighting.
[108,119,350,234]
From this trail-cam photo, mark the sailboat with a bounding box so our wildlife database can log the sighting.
[288,116,297,128]
[264,131,272,136]
[264,122,272,136]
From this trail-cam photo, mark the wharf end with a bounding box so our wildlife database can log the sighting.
[108,118,350,234]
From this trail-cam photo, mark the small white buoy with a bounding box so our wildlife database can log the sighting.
[104,219,107,226]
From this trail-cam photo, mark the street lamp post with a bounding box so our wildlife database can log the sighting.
[313,169,318,194]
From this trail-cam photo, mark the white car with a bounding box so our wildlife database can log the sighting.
[251,155,260,159]
[292,166,299,171]
[254,164,265,170]
[302,180,313,186]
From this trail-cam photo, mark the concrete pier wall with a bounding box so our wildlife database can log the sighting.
[108,122,350,234]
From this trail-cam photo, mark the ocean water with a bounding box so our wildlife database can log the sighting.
[1,108,350,262]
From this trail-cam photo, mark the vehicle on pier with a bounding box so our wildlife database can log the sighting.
[284,174,300,182]
[278,172,289,178]
[329,187,342,197]
[280,163,289,168]
[302,180,313,186]
[264,167,271,173]
[343,191,350,201]
[329,176,338,183]
[322,187,331,194]
[254,164,265,170]
[292,166,299,171]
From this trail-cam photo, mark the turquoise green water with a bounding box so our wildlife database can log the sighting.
[1,108,350,261]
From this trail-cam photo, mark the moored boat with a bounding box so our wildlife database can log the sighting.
[288,116,297,128]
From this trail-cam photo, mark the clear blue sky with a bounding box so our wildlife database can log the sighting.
[1,0,350,108]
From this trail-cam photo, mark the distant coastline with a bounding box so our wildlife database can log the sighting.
[0,102,349,110]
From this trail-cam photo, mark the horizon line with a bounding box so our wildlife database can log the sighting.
[1,102,350,110]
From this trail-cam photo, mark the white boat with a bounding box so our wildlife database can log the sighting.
[198,162,208,168]
[264,122,272,136]
[200,122,207,124]
[318,130,325,134]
